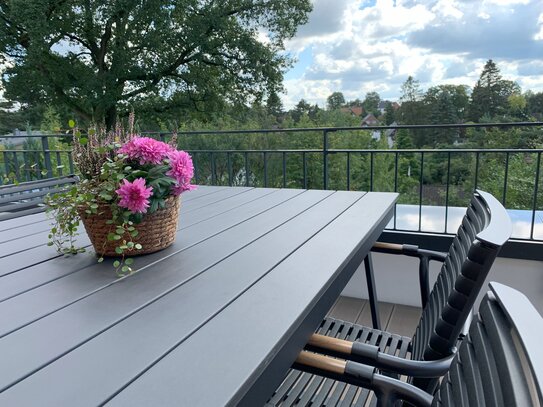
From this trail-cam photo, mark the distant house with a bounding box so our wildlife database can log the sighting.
[378,101,400,114]
[361,114,381,142]
[361,113,379,126]
[340,106,364,117]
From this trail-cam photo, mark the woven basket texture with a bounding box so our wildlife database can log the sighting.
[79,196,180,257]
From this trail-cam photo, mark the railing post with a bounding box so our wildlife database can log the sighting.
[41,135,53,179]
[323,130,328,190]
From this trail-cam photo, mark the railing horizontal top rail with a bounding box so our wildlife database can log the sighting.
[186,148,543,153]
[1,121,542,138]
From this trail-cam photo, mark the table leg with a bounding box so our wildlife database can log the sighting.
[364,253,381,330]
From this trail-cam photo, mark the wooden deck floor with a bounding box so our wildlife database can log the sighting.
[327,296,422,337]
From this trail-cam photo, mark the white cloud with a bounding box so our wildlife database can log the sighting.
[282,0,543,108]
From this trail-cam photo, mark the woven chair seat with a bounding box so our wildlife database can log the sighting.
[267,317,411,407]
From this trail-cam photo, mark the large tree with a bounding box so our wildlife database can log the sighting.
[326,91,345,110]
[0,0,311,129]
[468,59,520,121]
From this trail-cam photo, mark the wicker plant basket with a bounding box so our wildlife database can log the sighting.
[79,196,180,257]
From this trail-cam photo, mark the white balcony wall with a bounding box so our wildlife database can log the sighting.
[342,253,543,314]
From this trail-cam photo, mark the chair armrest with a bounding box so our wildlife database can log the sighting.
[371,242,447,308]
[372,242,446,262]
[307,334,454,377]
[294,351,433,407]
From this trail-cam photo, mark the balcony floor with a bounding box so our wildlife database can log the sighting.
[327,297,422,337]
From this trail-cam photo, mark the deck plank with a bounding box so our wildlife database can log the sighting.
[326,297,421,337]
[327,296,367,322]
[386,304,422,337]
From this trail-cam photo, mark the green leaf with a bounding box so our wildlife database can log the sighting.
[125,258,134,265]
[113,234,121,240]
[68,119,76,128]
[116,227,125,235]
[79,137,88,145]
[107,233,116,241]
[121,265,130,273]
[97,257,104,263]
[113,260,121,268]
[115,247,123,254]
[135,243,142,250]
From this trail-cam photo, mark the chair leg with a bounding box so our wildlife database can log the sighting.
[364,253,381,330]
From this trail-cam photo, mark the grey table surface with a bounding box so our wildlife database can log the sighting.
[0,186,397,407]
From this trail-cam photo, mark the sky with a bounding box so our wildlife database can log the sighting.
[280,0,543,109]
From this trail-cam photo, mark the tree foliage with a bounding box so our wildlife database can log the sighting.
[362,91,380,116]
[326,92,345,110]
[468,60,520,121]
[0,0,311,128]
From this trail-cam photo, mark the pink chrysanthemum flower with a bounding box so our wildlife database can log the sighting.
[118,137,172,165]
[115,178,153,213]
[167,150,194,186]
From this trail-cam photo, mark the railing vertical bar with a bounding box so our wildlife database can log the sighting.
[323,130,328,190]
[68,153,74,174]
[503,152,509,206]
[23,151,30,181]
[474,151,480,191]
[419,152,424,232]
[393,152,398,192]
[393,152,398,230]
[282,152,287,188]
[210,152,216,185]
[370,152,374,191]
[346,152,351,191]
[3,151,10,179]
[193,153,199,185]
[445,152,451,234]
[530,152,541,240]
[227,152,232,186]
[41,135,53,179]
[303,152,307,189]
[244,152,249,187]
[56,151,63,176]
[12,152,20,181]
[262,152,268,187]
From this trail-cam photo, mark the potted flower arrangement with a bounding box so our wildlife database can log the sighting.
[46,120,195,274]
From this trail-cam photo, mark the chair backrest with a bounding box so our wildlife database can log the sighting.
[410,190,511,364]
[433,282,543,406]
[0,175,79,220]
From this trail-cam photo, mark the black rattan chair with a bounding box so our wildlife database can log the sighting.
[0,175,78,220]
[267,190,512,406]
[289,282,543,407]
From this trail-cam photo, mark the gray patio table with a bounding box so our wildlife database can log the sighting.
[0,186,397,406]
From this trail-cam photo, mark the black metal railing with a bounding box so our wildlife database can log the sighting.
[2,123,543,250]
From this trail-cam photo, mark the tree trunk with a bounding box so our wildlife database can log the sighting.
[105,105,117,131]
